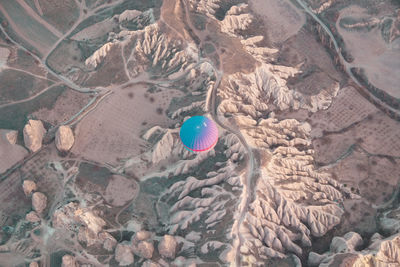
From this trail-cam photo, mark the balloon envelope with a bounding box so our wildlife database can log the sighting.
[179,116,218,152]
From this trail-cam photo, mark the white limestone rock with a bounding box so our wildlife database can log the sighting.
[85,42,115,68]
[23,120,46,153]
[32,192,47,214]
[26,211,41,223]
[132,240,154,259]
[53,202,107,246]
[74,209,106,236]
[99,232,117,251]
[218,63,338,115]
[61,255,77,267]
[115,243,134,266]
[188,0,221,18]
[0,47,10,68]
[220,4,253,36]
[29,262,39,267]
[309,232,400,266]
[118,10,142,22]
[86,24,195,79]
[158,235,178,259]
[55,125,74,152]
[52,202,80,231]
[330,232,363,253]
[22,180,37,196]
[133,230,152,242]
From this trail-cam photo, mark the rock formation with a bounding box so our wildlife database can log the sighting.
[133,240,154,259]
[61,255,77,267]
[55,125,75,152]
[308,232,400,266]
[29,262,39,267]
[158,235,178,259]
[23,120,46,153]
[26,211,41,223]
[0,47,10,69]
[220,4,253,37]
[99,232,117,252]
[115,243,134,266]
[4,130,17,145]
[22,180,37,196]
[32,192,47,214]
[142,261,161,267]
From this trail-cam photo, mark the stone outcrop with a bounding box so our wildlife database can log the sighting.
[158,235,178,259]
[23,180,37,196]
[52,202,109,247]
[4,130,17,144]
[23,120,46,152]
[32,192,47,214]
[26,211,41,223]
[133,230,152,242]
[55,125,75,152]
[142,261,161,267]
[220,4,253,37]
[131,231,154,259]
[115,243,134,266]
[308,232,400,266]
[99,232,117,251]
[133,240,154,259]
[29,262,39,267]
[61,255,77,267]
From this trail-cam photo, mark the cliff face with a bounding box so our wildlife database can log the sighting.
[309,232,400,266]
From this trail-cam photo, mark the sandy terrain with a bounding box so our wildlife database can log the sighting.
[71,84,182,165]
[0,130,28,174]
[32,89,93,125]
[249,0,305,44]
[336,5,400,98]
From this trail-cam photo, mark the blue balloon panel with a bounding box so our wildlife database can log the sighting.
[179,116,218,152]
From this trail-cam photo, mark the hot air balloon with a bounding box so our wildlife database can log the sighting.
[179,116,218,152]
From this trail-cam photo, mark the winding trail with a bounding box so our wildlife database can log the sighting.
[296,0,400,211]
[208,69,256,267]
[178,0,257,264]
[295,0,400,118]
[0,82,62,109]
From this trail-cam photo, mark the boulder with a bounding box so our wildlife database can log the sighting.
[26,211,41,223]
[32,192,47,214]
[133,230,151,242]
[61,255,77,267]
[115,243,134,266]
[133,240,154,259]
[55,126,74,152]
[23,120,46,152]
[158,235,178,259]
[29,262,39,267]
[4,130,17,144]
[23,180,37,196]
[99,231,117,251]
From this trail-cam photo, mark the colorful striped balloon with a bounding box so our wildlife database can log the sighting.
[179,116,219,152]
